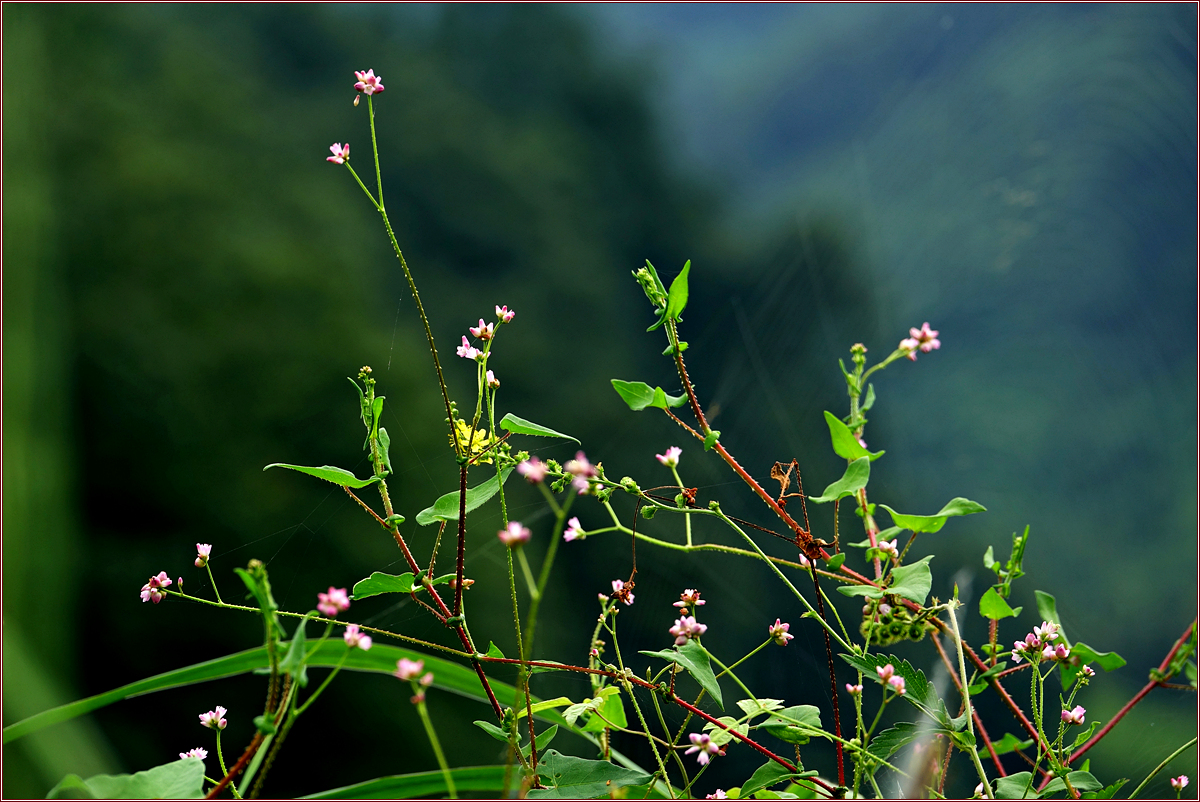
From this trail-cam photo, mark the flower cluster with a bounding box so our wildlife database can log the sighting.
[179,747,208,760]
[768,618,794,646]
[353,69,384,95]
[495,305,515,323]
[140,572,173,604]
[396,658,435,703]
[456,335,485,361]
[562,516,585,542]
[900,322,940,360]
[876,538,900,562]
[317,587,351,618]
[194,543,212,568]
[326,143,349,164]
[1171,776,1189,791]
[565,450,598,495]
[669,616,707,646]
[1061,705,1086,726]
[498,521,531,548]
[343,624,372,651]
[845,683,863,695]
[517,457,547,484]
[656,446,682,468]
[686,732,721,765]
[610,579,635,606]
[877,663,906,695]
[470,319,494,341]
[199,706,228,730]
[673,589,705,612]
[1011,620,1070,664]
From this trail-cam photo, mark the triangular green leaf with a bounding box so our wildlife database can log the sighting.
[738,761,817,798]
[528,750,651,799]
[610,380,687,411]
[415,467,514,526]
[352,572,417,600]
[639,640,723,709]
[823,411,884,461]
[664,260,691,322]
[880,498,986,533]
[263,463,382,489]
[759,705,822,745]
[889,555,934,604]
[979,587,1018,620]
[809,458,870,504]
[378,427,394,475]
[300,765,511,800]
[499,413,580,444]
[48,759,205,799]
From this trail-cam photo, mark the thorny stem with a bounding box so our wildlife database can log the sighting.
[205,733,263,800]
[931,632,1006,777]
[811,569,845,786]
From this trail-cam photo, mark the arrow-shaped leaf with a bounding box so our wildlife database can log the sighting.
[263,463,382,489]
[809,457,870,503]
[880,498,987,533]
[415,468,514,526]
[824,411,885,461]
[499,413,579,444]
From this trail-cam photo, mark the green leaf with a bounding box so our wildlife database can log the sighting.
[993,772,1035,799]
[1080,779,1128,799]
[352,572,417,600]
[825,553,846,572]
[581,688,627,732]
[610,380,687,411]
[278,611,316,687]
[522,724,560,759]
[300,766,511,800]
[349,377,370,426]
[983,545,997,570]
[979,587,1019,620]
[499,413,580,444]
[809,458,870,504]
[836,584,886,600]
[1070,642,1125,672]
[664,260,691,322]
[702,715,748,747]
[823,411,885,461]
[737,698,785,717]
[370,396,385,440]
[639,640,723,709]
[485,642,506,659]
[1040,771,1102,796]
[867,722,922,763]
[1070,720,1102,751]
[703,430,721,451]
[759,705,822,745]
[840,653,945,725]
[473,720,509,743]
[738,762,817,798]
[48,759,205,799]
[889,555,934,605]
[880,498,987,533]
[861,383,877,412]
[1034,590,1070,647]
[378,427,394,475]
[517,697,575,719]
[415,467,514,526]
[262,463,382,489]
[528,749,651,799]
[982,732,1034,757]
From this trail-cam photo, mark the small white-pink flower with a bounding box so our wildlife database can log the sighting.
[1170,776,1189,791]
[396,658,425,681]
[846,683,863,695]
[194,543,212,568]
[669,615,707,646]
[563,516,585,542]
[199,706,228,730]
[326,143,349,164]
[498,521,531,548]
[470,319,495,340]
[674,589,706,609]
[353,69,385,95]
[768,618,793,646]
[486,369,500,389]
[317,586,350,618]
[910,322,940,353]
[1061,705,1086,726]
[343,624,372,651]
[495,305,515,323]
[685,732,721,766]
[179,747,208,760]
[656,446,682,468]
[140,572,173,604]
[876,663,896,682]
[455,336,481,360]
[517,457,547,484]
[888,675,906,695]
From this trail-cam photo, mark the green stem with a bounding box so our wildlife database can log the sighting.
[204,562,223,605]
[415,697,457,799]
[948,601,993,799]
[669,464,692,547]
[294,648,351,717]
[214,731,241,799]
[703,648,756,701]
[1127,737,1197,800]
[523,492,575,655]
[367,95,383,209]
[343,163,381,210]
[611,625,675,799]
[516,549,539,599]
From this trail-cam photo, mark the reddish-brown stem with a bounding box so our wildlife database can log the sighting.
[1067,621,1196,764]
[931,632,1007,777]
[857,488,883,579]
[455,465,468,616]
[205,732,264,799]
[811,570,845,786]
[989,618,999,668]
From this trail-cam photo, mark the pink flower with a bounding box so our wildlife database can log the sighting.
[486,370,500,389]
[1033,621,1060,644]
[674,589,706,609]
[199,706,228,730]
[194,544,212,568]
[669,616,708,646]
[1054,644,1070,661]
[495,305,515,323]
[1171,776,1189,791]
[455,336,481,360]
[685,732,721,766]
[706,791,728,800]
[611,579,635,606]
[899,337,921,359]
[353,69,385,95]
[565,451,597,477]
[317,586,350,618]
[571,475,590,495]
[768,618,793,646]
[563,516,585,542]
[974,782,985,798]
[1080,665,1095,677]
[343,624,373,651]
[469,319,494,340]
[888,675,907,695]
[656,446,682,468]
[419,671,434,687]
[179,747,208,760]
[910,322,940,353]
[876,664,896,682]
[140,572,173,604]
[1041,644,1056,661]
[877,539,900,561]
[846,683,863,695]
[1061,705,1086,726]
[326,143,350,164]
[517,457,547,484]
[396,658,425,681]
[798,553,811,568]
[498,521,531,548]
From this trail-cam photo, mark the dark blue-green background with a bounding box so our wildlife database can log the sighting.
[4,4,1195,798]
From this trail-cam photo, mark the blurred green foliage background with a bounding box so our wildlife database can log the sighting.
[3,4,1195,798]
